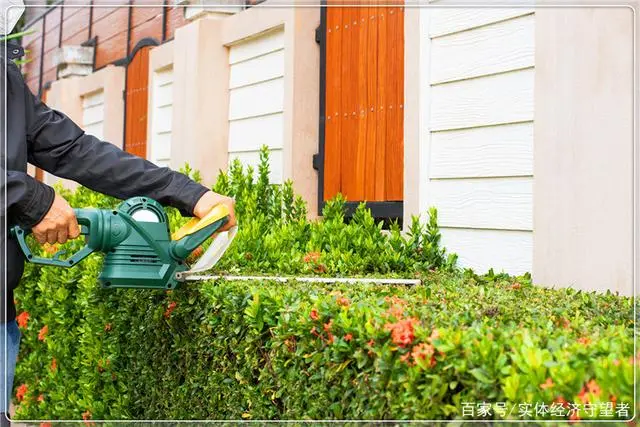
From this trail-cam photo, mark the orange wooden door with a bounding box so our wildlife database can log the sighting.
[323,2,404,203]
[124,45,152,158]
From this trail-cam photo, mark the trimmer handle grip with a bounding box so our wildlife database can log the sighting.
[170,204,231,261]
[10,208,102,268]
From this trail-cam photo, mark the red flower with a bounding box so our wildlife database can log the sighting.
[384,318,418,348]
[104,323,112,332]
[50,358,57,372]
[569,412,581,423]
[586,379,601,397]
[310,308,320,321]
[344,333,353,342]
[16,311,29,329]
[37,394,44,403]
[16,384,27,402]
[38,325,48,342]
[540,378,554,390]
[367,339,375,347]
[40,423,52,427]
[164,301,177,319]
[303,251,321,263]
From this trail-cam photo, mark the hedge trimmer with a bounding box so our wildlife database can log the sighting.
[10,197,420,288]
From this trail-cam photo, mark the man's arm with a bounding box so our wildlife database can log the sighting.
[22,77,208,217]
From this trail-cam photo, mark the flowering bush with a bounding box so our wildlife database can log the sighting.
[11,148,635,423]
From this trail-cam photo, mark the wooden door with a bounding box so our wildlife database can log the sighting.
[124,45,152,158]
[322,2,405,204]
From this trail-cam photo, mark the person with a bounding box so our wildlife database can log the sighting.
[1,2,236,425]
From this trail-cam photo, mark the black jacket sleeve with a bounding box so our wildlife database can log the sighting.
[22,73,209,217]
[1,167,55,228]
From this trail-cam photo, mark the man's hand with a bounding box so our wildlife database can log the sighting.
[193,191,237,232]
[32,193,81,245]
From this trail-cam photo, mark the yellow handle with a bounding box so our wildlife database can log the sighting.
[171,204,230,241]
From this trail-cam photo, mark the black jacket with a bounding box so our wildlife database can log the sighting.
[1,41,210,323]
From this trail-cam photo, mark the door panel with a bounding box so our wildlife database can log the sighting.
[323,2,404,203]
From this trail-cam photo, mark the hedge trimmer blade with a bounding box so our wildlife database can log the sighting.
[175,226,238,280]
[174,224,421,286]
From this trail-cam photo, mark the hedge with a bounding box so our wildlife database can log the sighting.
[12,148,636,423]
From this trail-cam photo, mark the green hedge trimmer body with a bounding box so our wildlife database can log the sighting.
[10,197,234,290]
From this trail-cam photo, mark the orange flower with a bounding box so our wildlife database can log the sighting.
[310,308,320,321]
[82,410,95,426]
[40,423,52,427]
[104,323,112,332]
[540,378,554,390]
[303,251,321,263]
[336,296,350,307]
[569,412,581,423]
[323,320,333,332]
[613,359,621,366]
[554,396,569,408]
[314,264,327,274]
[310,327,319,337]
[37,394,44,403]
[610,394,618,408]
[560,318,571,329]
[38,325,48,342]
[164,301,177,319]
[577,337,591,346]
[399,352,412,365]
[367,339,375,347]
[15,384,27,402]
[344,333,353,342]
[326,332,335,345]
[16,311,29,329]
[50,358,57,372]
[511,282,522,290]
[386,305,405,319]
[384,318,418,348]
[429,329,440,342]
[586,379,601,397]
[577,387,589,404]
[411,343,435,367]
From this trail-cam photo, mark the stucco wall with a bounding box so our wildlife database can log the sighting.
[533,7,635,296]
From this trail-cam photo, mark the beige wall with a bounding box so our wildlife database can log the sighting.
[169,4,319,211]
[44,65,125,190]
[533,7,635,296]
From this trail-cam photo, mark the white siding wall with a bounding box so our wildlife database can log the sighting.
[150,66,174,167]
[227,28,285,184]
[82,90,105,140]
[421,9,535,275]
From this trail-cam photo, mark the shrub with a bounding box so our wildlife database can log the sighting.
[12,147,635,423]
